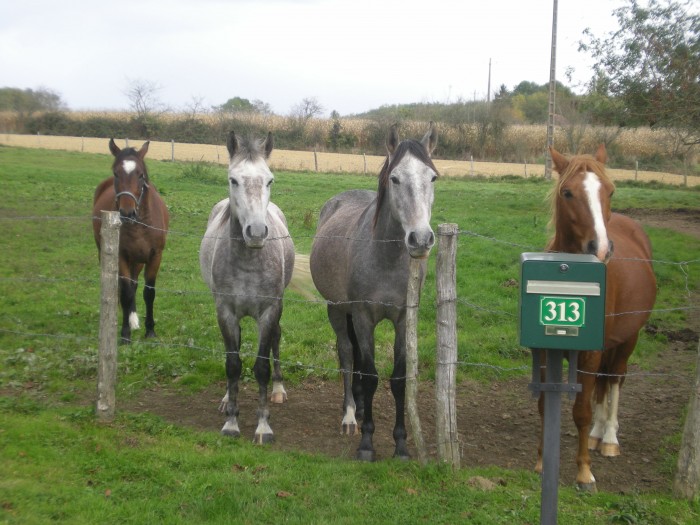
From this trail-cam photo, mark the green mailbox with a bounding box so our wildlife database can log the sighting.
[519,253,606,351]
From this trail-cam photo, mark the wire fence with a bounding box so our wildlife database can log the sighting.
[1,213,698,385]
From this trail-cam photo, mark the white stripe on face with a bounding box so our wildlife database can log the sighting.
[583,171,609,261]
[123,160,137,174]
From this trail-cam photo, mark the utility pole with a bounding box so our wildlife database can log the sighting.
[545,0,558,180]
[487,58,492,103]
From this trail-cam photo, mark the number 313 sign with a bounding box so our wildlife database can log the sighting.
[539,296,586,327]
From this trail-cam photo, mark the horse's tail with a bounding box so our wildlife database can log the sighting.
[289,253,317,300]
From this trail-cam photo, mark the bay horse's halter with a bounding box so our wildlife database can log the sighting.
[114,177,149,215]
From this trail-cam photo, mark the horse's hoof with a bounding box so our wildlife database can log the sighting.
[599,443,620,457]
[355,449,376,462]
[270,392,287,404]
[576,481,598,493]
[221,428,240,438]
[145,330,157,339]
[588,436,601,451]
[393,451,411,461]
[254,433,274,445]
[221,421,240,438]
[342,423,358,436]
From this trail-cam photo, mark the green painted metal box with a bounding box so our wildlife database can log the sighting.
[519,253,606,350]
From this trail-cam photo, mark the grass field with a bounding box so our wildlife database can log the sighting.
[1,145,699,523]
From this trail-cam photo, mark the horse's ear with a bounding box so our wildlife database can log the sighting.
[263,131,273,159]
[549,147,569,174]
[386,124,399,155]
[227,131,238,158]
[594,143,607,165]
[137,141,150,160]
[421,121,438,157]
[109,138,120,157]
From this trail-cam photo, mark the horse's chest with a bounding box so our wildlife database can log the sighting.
[119,229,157,262]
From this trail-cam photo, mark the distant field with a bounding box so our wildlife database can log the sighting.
[1,132,695,186]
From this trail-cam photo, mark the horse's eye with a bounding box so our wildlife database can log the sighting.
[390,176,399,184]
[229,178,239,187]
[267,179,274,188]
[430,175,437,183]
[562,189,573,199]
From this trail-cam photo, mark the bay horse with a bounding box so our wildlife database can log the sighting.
[536,145,657,491]
[310,122,438,461]
[199,131,295,444]
[92,139,169,344]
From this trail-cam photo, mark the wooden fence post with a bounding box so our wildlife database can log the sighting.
[436,223,460,468]
[314,148,318,172]
[406,257,427,465]
[96,210,121,422]
[171,139,175,161]
[674,339,700,499]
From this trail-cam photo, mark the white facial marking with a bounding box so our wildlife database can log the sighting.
[123,160,137,174]
[129,311,140,330]
[583,171,609,261]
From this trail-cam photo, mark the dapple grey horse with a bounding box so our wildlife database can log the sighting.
[200,131,295,444]
[310,123,438,461]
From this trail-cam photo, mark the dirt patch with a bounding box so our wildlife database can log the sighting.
[122,207,698,494]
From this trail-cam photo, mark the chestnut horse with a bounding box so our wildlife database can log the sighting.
[536,145,657,491]
[92,139,169,343]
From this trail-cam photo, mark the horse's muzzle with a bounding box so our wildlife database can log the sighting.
[407,230,435,259]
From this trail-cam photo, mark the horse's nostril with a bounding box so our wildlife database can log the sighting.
[408,232,417,247]
[428,232,435,246]
[263,225,269,239]
[587,240,598,254]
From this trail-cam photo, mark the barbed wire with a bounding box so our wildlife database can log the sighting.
[1,327,696,386]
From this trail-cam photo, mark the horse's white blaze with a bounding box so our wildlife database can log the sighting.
[122,160,137,174]
[129,311,140,330]
[583,172,609,261]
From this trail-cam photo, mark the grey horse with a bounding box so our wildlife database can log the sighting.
[200,131,295,444]
[310,123,438,461]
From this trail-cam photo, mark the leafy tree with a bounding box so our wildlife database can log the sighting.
[219,96,254,113]
[0,87,65,114]
[579,0,700,145]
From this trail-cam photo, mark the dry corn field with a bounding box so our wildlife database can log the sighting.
[2,132,695,187]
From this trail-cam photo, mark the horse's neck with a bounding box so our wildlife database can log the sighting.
[372,200,404,244]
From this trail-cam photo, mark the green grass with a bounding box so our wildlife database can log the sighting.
[1,145,699,523]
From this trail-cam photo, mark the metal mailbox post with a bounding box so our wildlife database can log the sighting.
[519,253,606,525]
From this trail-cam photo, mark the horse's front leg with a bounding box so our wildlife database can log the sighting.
[217,307,242,438]
[118,265,138,344]
[252,309,279,444]
[390,318,409,460]
[328,307,359,435]
[143,253,163,338]
[573,363,600,492]
[352,312,378,462]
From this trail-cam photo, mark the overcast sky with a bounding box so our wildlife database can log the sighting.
[0,0,624,116]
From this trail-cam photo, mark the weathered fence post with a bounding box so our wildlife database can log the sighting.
[406,257,427,465]
[674,339,700,499]
[363,153,367,175]
[470,155,474,177]
[635,160,638,181]
[96,210,121,422]
[436,223,460,468]
[171,139,175,161]
[314,147,319,172]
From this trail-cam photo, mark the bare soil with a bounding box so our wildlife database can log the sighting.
[124,208,699,494]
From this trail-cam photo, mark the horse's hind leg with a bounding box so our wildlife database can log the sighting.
[269,319,287,404]
[118,261,139,344]
[143,254,162,338]
[217,307,242,438]
[351,311,378,462]
[328,307,359,435]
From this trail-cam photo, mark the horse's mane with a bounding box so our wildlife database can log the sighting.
[374,139,439,228]
[547,153,614,248]
[231,135,267,163]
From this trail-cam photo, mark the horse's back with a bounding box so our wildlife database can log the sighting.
[311,190,375,303]
[605,212,656,346]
